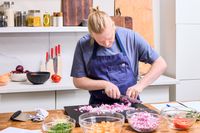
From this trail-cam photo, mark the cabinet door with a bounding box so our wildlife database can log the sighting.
[176,0,200,24]
[176,80,200,101]
[56,90,90,109]
[0,92,55,113]
[176,25,200,79]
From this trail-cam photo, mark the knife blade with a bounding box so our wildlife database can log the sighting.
[120,95,142,104]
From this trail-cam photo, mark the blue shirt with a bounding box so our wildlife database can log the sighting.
[71,27,159,78]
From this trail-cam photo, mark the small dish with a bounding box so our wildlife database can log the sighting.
[10,72,27,82]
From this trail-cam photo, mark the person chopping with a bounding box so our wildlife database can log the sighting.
[71,7,167,105]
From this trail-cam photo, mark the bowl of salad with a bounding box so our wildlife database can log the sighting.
[42,117,76,133]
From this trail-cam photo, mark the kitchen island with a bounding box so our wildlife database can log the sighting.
[0,104,200,133]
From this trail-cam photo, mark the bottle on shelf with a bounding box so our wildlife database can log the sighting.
[4,1,14,27]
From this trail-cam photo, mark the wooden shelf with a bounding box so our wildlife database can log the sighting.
[0,26,88,33]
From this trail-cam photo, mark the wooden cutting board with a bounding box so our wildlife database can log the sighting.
[111,16,133,29]
[115,0,154,75]
[62,0,93,26]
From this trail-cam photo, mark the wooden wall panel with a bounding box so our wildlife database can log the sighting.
[115,0,154,75]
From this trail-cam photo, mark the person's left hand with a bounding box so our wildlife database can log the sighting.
[126,84,143,99]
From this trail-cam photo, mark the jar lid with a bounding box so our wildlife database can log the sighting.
[57,12,63,17]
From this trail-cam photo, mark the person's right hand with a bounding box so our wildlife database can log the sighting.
[104,81,120,99]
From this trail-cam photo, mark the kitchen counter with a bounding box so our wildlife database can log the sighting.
[0,75,178,113]
[0,104,200,133]
[0,75,178,94]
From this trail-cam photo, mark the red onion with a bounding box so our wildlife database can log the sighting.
[129,112,160,132]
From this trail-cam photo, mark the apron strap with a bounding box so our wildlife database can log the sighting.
[115,32,127,56]
[92,32,127,59]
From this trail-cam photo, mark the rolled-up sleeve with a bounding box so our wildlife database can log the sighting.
[71,40,87,77]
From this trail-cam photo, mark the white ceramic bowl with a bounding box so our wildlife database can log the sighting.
[10,72,27,82]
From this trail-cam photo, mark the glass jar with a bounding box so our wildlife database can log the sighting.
[43,12,50,27]
[56,12,63,27]
[0,15,7,27]
[27,10,41,27]
[14,11,22,27]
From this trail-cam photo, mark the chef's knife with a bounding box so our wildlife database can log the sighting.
[53,46,58,74]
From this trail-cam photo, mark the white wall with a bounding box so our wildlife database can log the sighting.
[0,0,160,75]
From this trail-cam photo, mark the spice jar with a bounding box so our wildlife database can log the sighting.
[22,11,27,26]
[43,12,50,27]
[53,12,57,27]
[14,11,22,27]
[27,10,41,27]
[0,15,7,27]
[56,12,63,27]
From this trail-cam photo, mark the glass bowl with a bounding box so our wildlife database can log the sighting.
[161,106,197,130]
[126,108,161,133]
[79,112,125,133]
[42,117,76,133]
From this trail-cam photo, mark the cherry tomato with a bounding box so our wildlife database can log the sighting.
[51,74,61,83]
[173,117,192,129]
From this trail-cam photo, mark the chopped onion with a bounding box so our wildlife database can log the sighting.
[129,112,160,132]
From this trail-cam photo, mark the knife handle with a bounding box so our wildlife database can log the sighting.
[58,44,61,55]
[51,48,54,58]
[10,110,22,121]
[46,52,49,62]
[55,46,58,56]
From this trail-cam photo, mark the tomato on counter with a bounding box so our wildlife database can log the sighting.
[51,74,61,83]
[173,117,192,129]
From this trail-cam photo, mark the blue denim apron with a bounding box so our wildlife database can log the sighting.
[87,32,138,104]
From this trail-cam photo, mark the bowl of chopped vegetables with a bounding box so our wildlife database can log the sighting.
[42,117,76,133]
[126,108,161,133]
[79,112,125,133]
[161,106,197,130]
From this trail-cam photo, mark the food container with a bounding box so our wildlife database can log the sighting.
[27,72,50,84]
[79,112,125,133]
[126,108,161,133]
[27,10,41,27]
[42,117,75,133]
[161,106,197,130]
[10,72,27,82]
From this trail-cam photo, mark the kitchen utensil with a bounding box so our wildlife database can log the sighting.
[53,45,58,74]
[47,48,55,76]
[62,0,92,26]
[10,110,33,122]
[120,95,142,104]
[57,44,62,76]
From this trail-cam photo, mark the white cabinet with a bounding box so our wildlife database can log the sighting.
[161,0,200,101]
[176,25,200,79]
[176,0,200,24]
[0,92,55,113]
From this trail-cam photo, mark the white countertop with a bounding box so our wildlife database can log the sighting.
[0,75,178,94]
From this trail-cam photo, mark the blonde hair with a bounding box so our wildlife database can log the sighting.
[88,7,114,34]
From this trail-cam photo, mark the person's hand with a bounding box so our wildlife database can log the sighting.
[126,84,143,99]
[104,81,121,99]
